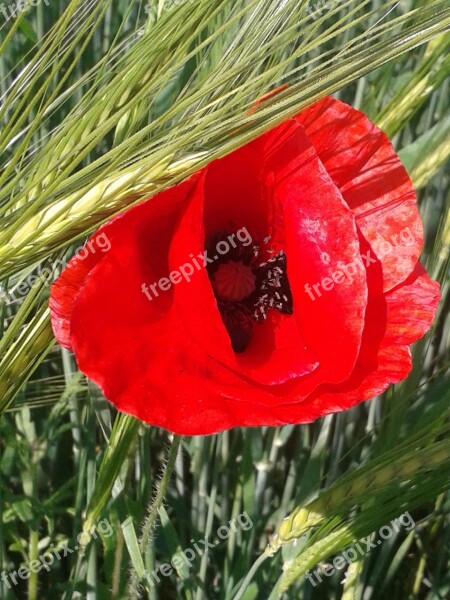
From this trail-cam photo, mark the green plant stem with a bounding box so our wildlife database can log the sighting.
[140,435,182,553]
[28,528,39,600]
[111,526,124,600]
[128,434,182,597]
[231,550,270,600]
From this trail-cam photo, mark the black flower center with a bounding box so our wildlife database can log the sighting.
[206,233,293,353]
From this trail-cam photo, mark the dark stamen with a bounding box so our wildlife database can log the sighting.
[206,232,293,353]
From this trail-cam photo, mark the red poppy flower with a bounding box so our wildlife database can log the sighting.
[50,96,440,435]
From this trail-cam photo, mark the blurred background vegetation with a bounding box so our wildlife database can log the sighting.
[0,0,449,598]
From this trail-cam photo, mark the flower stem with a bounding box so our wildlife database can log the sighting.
[231,550,270,600]
[28,528,39,600]
[128,434,182,597]
[140,434,182,552]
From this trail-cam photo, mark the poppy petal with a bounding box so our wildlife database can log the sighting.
[262,119,368,385]
[50,250,105,349]
[48,96,440,436]
[50,175,200,348]
[296,97,422,292]
[169,148,319,385]
[288,263,440,419]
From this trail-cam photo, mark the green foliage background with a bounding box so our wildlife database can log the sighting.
[0,1,449,598]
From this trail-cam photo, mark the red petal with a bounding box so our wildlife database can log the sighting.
[50,176,198,349]
[50,234,111,348]
[262,119,368,386]
[169,146,318,385]
[49,97,439,435]
[53,179,296,434]
[296,97,422,292]
[286,264,441,419]
[169,119,368,388]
